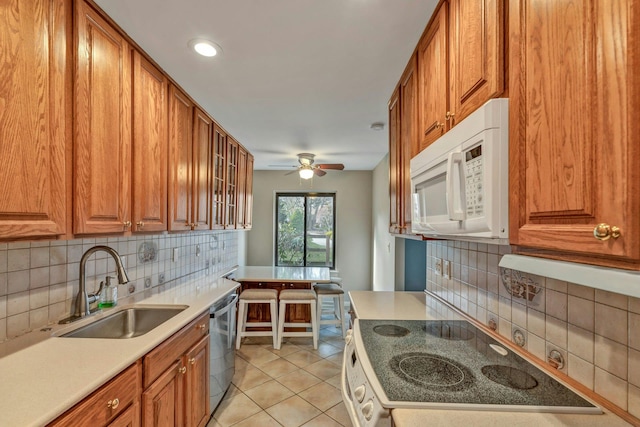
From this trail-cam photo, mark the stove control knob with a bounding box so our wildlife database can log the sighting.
[354,385,366,403]
[362,400,375,421]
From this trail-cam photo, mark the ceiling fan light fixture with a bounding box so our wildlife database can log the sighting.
[189,39,222,57]
[299,167,314,180]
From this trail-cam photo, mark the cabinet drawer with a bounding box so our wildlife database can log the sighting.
[143,311,209,388]
[49,362,140,427]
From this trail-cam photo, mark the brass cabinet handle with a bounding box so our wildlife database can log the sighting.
[179,366,187,374]
[136,221,144,229]
[425,122,444,135]
[593,223,621,241]
[185,222,191,228]
[191,223,198,229]
[197,324,206,331]
[107,398,120,410]
[123,221,131,229]
[189,358,196,365]
[445,111,455,121]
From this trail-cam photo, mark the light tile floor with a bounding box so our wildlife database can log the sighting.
[209,323,352,427]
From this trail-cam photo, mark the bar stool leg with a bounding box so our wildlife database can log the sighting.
[276,300,286,350]
[310,300,318,349]
[338,293,346,338]
[270,299,278,349]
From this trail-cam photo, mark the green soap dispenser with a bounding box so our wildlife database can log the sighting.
[98,276,118,308]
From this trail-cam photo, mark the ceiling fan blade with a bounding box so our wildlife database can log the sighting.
[284,169,299,176]
[314,168,327,177]
[316,163,344,170]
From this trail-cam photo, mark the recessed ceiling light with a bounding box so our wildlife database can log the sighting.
[370,122,385,131]
[189,39,222,57]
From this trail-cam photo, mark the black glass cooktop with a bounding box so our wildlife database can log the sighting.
[358,319,597,410]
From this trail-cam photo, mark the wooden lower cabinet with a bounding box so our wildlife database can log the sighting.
[240,282,311,325]
[48,363,141,427]
[142,360,183,426]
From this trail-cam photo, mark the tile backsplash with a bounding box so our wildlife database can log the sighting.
[425,240,640,420]
[0,231,238,342]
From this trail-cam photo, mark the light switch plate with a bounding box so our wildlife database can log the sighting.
[443,260,451,279]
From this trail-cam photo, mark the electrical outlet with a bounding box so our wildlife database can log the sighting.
[158,273,165,285]
[443,260,452,279]
[435,258,443,276]
[196,244,201,257]
[172,248,179,262]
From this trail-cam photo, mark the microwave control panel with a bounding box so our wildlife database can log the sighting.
[464,146,483,217]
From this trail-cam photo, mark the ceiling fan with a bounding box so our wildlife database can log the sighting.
[283,153,345,179]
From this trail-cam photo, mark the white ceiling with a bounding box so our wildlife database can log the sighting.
[94,0,437,170]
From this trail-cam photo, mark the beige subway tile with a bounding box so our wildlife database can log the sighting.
[487,254,499,274]
[568,283,594,300]
[595,289,628,310]
[512,301,527,329]
[630,384,640,419]
[0,250,6,274]
[0,296,6,318]
[630,348,640,388]
[568,295,594,331]
[568,354,594,390]
[30,247,50,269]
[545,315,567,349]
[30,266,50,289]
[498,318,511,340]
[527,333,546,361]
[546,278,568,293]
[7,291,29,316]
[630,296,640,315]
[595,367,628,410]
[29,287,49,310]
[546,289,567,321]
[499,296,511,321]
[0,273,6,296]
[527,308,546,338]
[7,249,29,272]
[595,335,628,380]
[595,303,628,345]
[6,312,29,338]
[0,318,6,342]
[568,324,594,363]
[7,270,29,295]
[29,307,48,330]
[630,313,640,351]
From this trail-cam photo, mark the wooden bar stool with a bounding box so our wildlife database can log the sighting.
[276,289,318,350]
[236,288,278,349]
[313,283,346,337]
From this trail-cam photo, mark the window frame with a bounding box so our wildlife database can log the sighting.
[274,192,336,269]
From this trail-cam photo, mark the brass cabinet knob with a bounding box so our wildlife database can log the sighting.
[189,358,196,365]
[445,111,455,121]
[192,223,198,229]
[198,324,206,331]
[123,221,131,229]
[593,223,621,241]
[179,366,187,374]
[185,222,191,228]
[107,398,120,409]
[136,221,144,229]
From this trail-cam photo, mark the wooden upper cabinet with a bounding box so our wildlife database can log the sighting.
[74,0,131,235]
[192,108,213,231]
[0,0,69,239]
[211,125,226,229]
[448,0,504,125]
[132,51,168,233]
[168,84,193,232]
[399,56,418,232]
[225,137,239,229]
[244,154,254,229]
[236,146,248,229]
[418,2,449,151]
[509,0,640,269]
[388,88,401,233]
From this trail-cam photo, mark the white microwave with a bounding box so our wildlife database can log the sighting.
[410,98,509,244]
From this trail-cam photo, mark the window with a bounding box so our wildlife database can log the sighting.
[275,193,336,269]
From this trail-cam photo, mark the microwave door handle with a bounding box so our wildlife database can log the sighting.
[446,152,467,221]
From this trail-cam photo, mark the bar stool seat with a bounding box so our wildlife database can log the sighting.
[236,288,278,349]
[313,283,346,337]
[276,289,317,350]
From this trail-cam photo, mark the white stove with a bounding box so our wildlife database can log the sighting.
[341,318,600,427]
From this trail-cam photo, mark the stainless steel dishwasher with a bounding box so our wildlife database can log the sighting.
[209,291,238,413]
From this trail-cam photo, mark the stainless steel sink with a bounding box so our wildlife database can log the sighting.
[61,305,188,339]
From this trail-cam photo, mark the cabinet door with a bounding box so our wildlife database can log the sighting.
[244,154,254,229]
[192,108,213,231]
[0,0,69,239]
[399,56,418,232]
[225,137,239,229]
[142,360,184,427]
[168,85,193,232]
[388,88,401,233]
[449,0,504,125]
[509,0,640,269]
[236,146,248,229]
[418,2,449,151]
[132,51,168,233]
[185,336,209,427]
[211,125,226,229]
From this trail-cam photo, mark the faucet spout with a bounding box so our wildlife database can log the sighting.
[75,246,130,318]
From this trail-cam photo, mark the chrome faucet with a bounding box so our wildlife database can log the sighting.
[75,246,130,318]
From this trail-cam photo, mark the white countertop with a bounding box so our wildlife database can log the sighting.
[232,266,331,283]
[348,291,632,427]
[0,275,240,427]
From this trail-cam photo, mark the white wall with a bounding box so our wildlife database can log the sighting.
[246,170,373,293]
[371,155,396,291]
